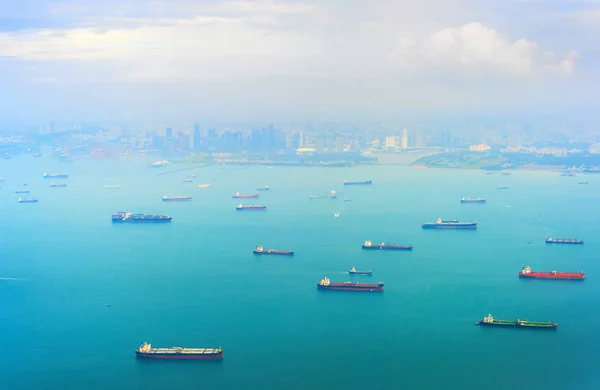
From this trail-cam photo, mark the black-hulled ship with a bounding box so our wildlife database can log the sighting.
[349,267,372,276]
[476,314,557,329]
[422,218,477,229]
[545,237,583,245]
[361,240,412,250]
[253,245,294,256]
[111,212,172,223]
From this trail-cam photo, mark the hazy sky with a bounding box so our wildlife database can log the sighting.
[0,0,598,125]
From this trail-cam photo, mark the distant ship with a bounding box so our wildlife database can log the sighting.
[349,267,372,276]
[578,181,589,184]
[197,184,213,188]
[15,189,30,194]
[43,173,68,179]
[104,185,121,189]
[33,153,42,157]
[500,171,511,175]
[422,218,477,229]
[253,245,293,256]
[49,182,67,187]
[497,186,509,190]
[183,178,193,182]
[545,237,583,245]
[232,193,259,199]
[151,160,169,168]
[476,314,557,329]
[136,342,223,360]
[317,277,383,292]
[162,195,192,201]
[460,197,486,203]
[257,185,270,191]
[111,212,172,223]
[344,198,351,202]
[519,266,584,280]
[334,212,340,218]
[18,197,38,203]
[362,240,412,250]
[343,180,372,186]
[236,204,267,211]
[309,190,337,199]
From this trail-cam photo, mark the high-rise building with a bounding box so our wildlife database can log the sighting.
[193,123,201,150]
[166,127,173,140]
[385,136,396,149]
[401,129,408,149]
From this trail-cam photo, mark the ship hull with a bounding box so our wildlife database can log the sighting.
[344,181,372,186]
[162,198,192,201]
[349,272,372,276]
[476,321,557,329]
[422,224,477,229]
[317,283,383,292]
[136,352,223,360]
[519,273,584,280]
[362,245,412,250]
[460,200,486,203]
[232,195,259,199]
[112,218,172,223]
[236,208,266,211]
[253,250,294,256]
[545,240,583,245]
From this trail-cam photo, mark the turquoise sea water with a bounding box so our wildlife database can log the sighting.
[1,155,599,390]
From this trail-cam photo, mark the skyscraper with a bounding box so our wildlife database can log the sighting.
[193,123,201,150]
[401,129,408,149]
[166,127,173,140]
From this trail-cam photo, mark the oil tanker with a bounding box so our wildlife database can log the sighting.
[232,193,259,199]
[545,237,583,245]
[460,197,486,203]
[162,195,192,201]
[236,204,267,211]
[43,173,68,179]
[349,267,372,276]
[135,342,223,360]
[317,277,383,292]
[422,218,477,229]
[519,266,584,280]
[476,314,557,329]
[343,180,372,186]
[111,212,172,222]
[361,240,413,250]
[253,245,293,256]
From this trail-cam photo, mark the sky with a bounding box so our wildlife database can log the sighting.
[0,0,598,126]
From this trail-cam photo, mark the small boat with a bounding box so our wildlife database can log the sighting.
[349,267,372,276]
[257,185,270,191]
[253,246,293,255]
[334,212,340,218]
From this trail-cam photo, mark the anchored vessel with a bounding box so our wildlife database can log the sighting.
[317,277,383,292]
[111,212,172,223]
[476,314,557,329]
[15,189,30,194]
[232,193,259,199]
[197,184,213,188]
[43,173,68,179]
[497,186,509,190]
[545,237,583,245]
[253,245,293,256]
[236,204,267,211]
[49,182,67,187]
[162,195,192,201]
[343,180,372,186]
[519,266,584,280]
[104,185,121,189]
[18,197,38,203]
[422,218,477,229]
[309,190,337,199]
[257,185,270,191]
[349,267,372,276]
[362,240,413,250]
[136,342,223,360]
[460,197,486,203]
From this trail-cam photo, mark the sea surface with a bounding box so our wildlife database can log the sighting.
[1,154,599,390]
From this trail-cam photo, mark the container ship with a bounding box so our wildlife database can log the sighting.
[343,180,372,186]
[257,185,270,191]
[422,218,477,229]
[317,277,383,292]
[253,245,293,256]
[362,240,413,250]
[476,314,557,329]
[519,266,584,280]
[111,212,172,222]
[15,189,30,194]
[232,193,259,199]
[309,190,337,199]
[162,195,192,201]
[50,182,67,188]
[43,173,68,179]
[18,197,38,203]
[135,342,223,360]
[236,204,267,211]
[460,197,486,203]
[545,237,583,245]
[349,267,372,276]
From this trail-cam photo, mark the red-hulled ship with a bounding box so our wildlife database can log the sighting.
[232,193,259,199]
[519,266,584,280]
[316,277,383,292]
[253,245,294,256]
[135,342,223,360]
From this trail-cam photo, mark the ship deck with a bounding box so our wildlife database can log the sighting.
[148,348,221,354]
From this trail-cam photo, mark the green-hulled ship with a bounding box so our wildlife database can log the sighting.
[476,314,557,329]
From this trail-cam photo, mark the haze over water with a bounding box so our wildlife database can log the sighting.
[1,155,598,390]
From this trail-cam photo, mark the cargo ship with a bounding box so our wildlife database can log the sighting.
[49,182,67,188]
[15,189,30,194]
[460,197,486,203]
[422,218,477,229]
[578,182,589,185]
[317,277,383,292]
[519,266,584,280]
[232,193,259,199]
[343,180,372,186]
[43,173,68,179]
[257,185,270,191]
[236,204,267,211]
[349,267,372,276]
[18,197,38,203]
[162,195,192,201]
[361,240,413,250]
[476,314,557,329]
[104,185,122,189]
[253,245,293,256]
[111,212,172,222]
[197,184,213,188]
[545,237,583,245]
[135,342,223,360]
[497,186,509,190]
[309,190,337,199]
